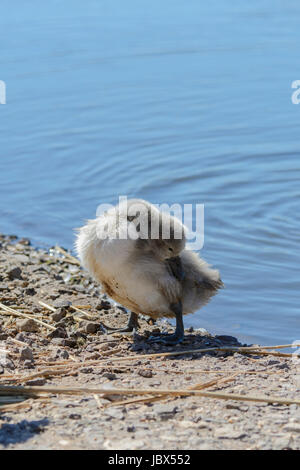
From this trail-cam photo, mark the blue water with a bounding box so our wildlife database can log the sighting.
[1,1,300,345]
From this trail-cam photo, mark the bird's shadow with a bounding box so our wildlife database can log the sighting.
[129,331,243,356]
[0,418,49,447]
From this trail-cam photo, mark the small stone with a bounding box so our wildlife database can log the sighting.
[59,349,69,359]
[0,283,9,291]
[69,414,81,420]
[79,367,93,374]
[127,426,136,432]
[84,322,100,334]
[7,267,23,280]
[277,363,290,370]
[48,327,68,339]
[51,348,69,360]
[96,300,111,310]
[138,369,153,378]
[26,378,46,386]
[25,287,36,296]
[226,403,242,410]
[15,333,26,342]
[0,357,15,370]
[17,319,39,333]
[102,372,117,380]
[20,346,34,361]
[265,360,281,366]
[50,308,67,322]
[61,338,77,348]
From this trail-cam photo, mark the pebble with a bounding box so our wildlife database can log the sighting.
[20,346,34,361]
[0,357,15,370]
[25,287,36,296]
[7,267,23,280]
[51,308,67,323]
[0,283,9,291]
[137,369,153,378]
[1,233,300,451]
[69,414,82,420]
[17,319,39,333]
[102,372,117,380]
[97,300,111,310]
[48,327,68,339]
[26,378,46,386]
[84,322,100,334]
[79,367,94,374]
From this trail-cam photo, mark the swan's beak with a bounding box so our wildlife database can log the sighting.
[167,256,185,281]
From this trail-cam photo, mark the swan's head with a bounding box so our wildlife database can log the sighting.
[136,210,186,260]
[116,198,186,260]
[149,218,186,260]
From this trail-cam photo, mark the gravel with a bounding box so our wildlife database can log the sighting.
[0,232,299,450]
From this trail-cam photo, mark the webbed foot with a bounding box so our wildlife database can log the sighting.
[147,301,184,345]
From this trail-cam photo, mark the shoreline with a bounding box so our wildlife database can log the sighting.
[0,233,299,450]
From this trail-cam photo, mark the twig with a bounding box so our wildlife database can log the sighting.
[70,305,97,320]
[0,384,299,406]
[10,337,29,347]
[0,302,56,331]
[38,301,56,312]
[3,368,74,384]
[93,394,104,410]
[108,372,240,407]
[38,300,96,321]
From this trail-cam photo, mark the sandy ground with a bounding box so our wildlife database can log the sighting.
[0,233,300,450]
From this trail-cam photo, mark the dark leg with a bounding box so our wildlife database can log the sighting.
[100,312,139,334]
[148,301,184,345]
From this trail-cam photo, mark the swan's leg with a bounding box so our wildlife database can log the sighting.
[100,312,140,334]
[148,301,184,345]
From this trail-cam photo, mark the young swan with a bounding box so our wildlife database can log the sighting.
[75,198,223,344]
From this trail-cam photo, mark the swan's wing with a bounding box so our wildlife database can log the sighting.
[180,250,224,291]
[195,276,224,291]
